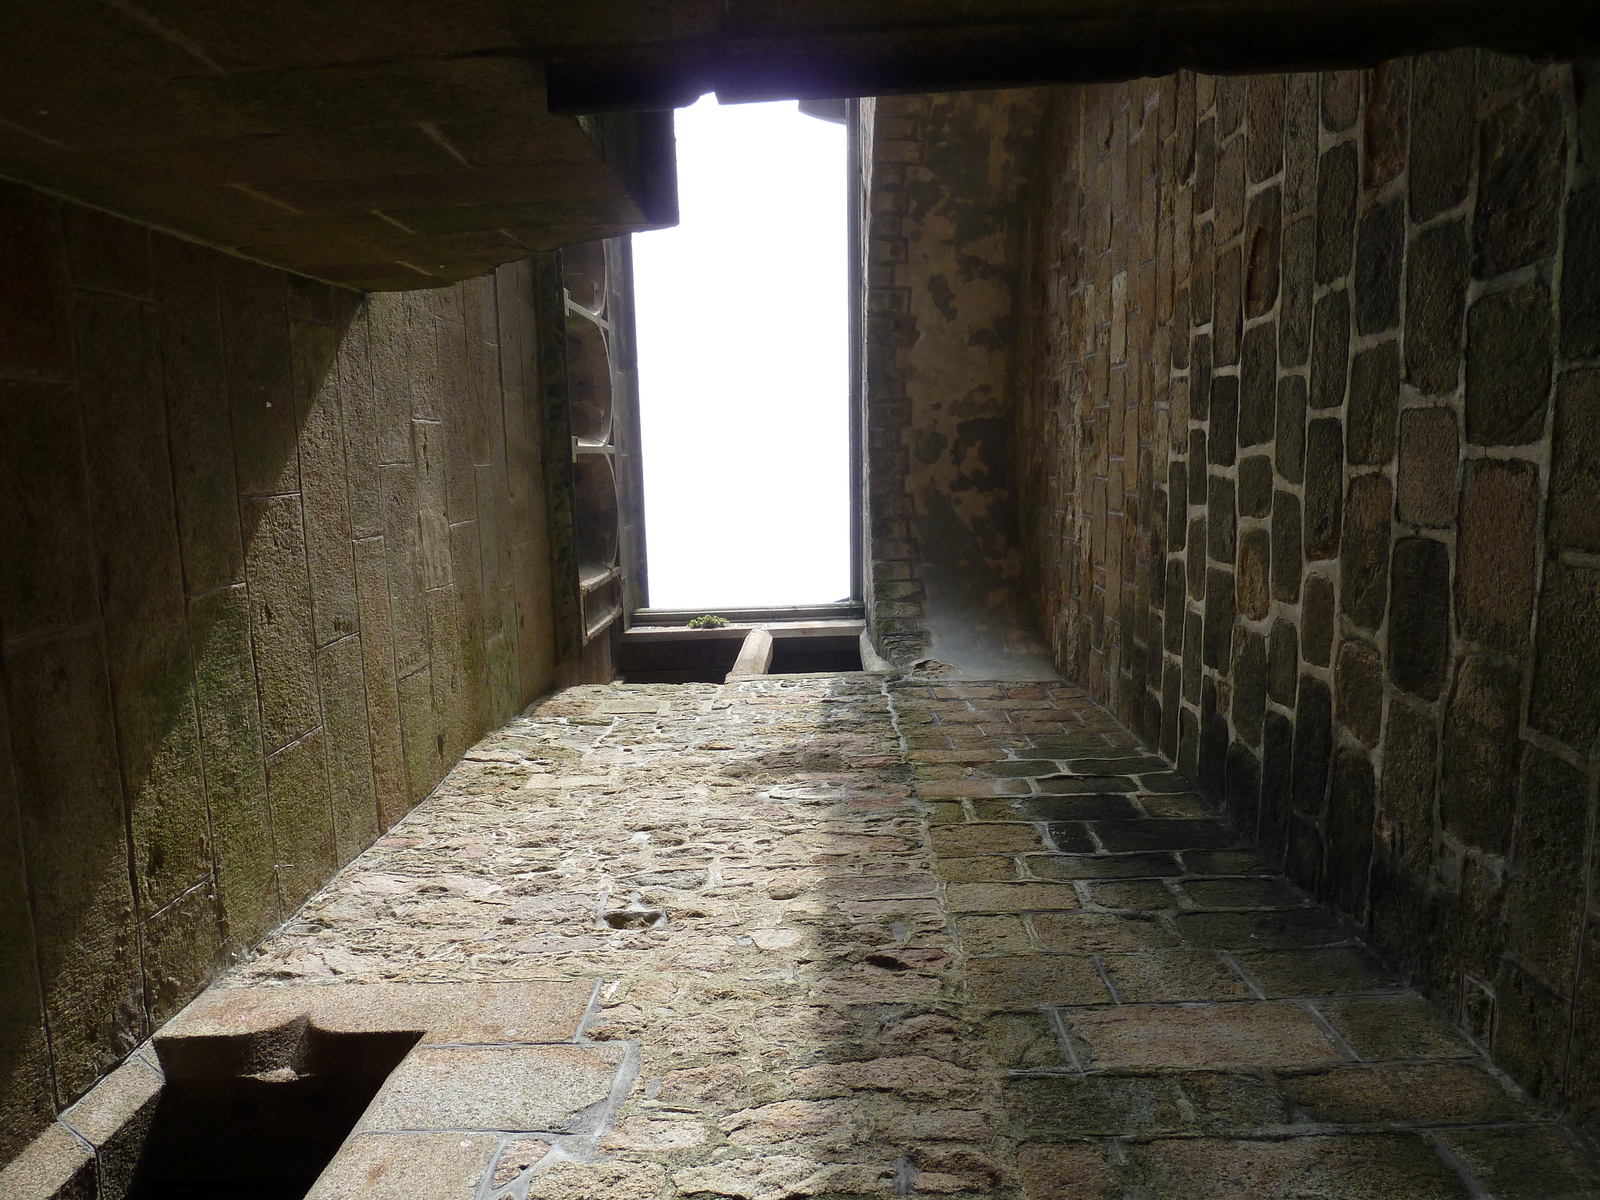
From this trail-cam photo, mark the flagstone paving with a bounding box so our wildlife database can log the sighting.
[221,675,1600,1199]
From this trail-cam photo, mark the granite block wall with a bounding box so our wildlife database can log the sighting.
[1017,54,1600,1131]
[0,177,558,1162]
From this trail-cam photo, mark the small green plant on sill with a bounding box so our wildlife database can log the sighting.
[687,614,731,629]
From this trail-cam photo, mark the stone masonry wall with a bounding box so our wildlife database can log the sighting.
[863,92,1057,679]
[1017,56,1600,1132]
[0,177,560,1162]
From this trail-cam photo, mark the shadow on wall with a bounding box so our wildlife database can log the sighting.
[0,180,558,1162]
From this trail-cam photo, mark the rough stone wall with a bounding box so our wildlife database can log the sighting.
[1018,56,1600,1131]
[863,92,1056,678]
[0,177,558,1162]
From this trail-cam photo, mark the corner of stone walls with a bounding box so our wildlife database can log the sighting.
[1018,55,1600,1138]
[864,95,935,668]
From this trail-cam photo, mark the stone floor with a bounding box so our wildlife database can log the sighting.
[219,675,1600,1199]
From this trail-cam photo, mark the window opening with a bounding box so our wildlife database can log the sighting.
[632,94,851,611]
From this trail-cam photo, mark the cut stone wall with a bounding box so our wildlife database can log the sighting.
[1016,55,1600,1131]
[0,177,559,1162]
[863,91,1057,679]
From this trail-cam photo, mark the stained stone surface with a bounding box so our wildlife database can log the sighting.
[216,677,1598,1199]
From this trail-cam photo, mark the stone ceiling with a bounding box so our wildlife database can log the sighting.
[0,1,1589,290]
[0,2,678,290]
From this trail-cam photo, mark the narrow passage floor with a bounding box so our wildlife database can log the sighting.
[220,676,1600,1199]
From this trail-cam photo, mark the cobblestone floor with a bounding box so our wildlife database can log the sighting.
[225,676,1600,1199]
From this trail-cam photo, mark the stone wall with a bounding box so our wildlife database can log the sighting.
[0,178,559,1162]
[863,91,1058,679]
[1015,55,1600,1131]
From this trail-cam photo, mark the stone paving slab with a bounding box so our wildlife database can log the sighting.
[202,676,1600,1199]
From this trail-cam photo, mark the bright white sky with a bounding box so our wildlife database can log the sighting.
[632,95,849,610]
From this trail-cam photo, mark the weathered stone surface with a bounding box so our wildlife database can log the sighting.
[1465,281,1553,446]
[1324,994,1475,1061]
[399,665,441,807]
[1388,538,1451,701]
[305,1132,499,1200]
[1129,1133,1469,1200]
[1379,699,1438,873]
[1335,640,1384,748]
[1291,676,1334,818]
[0,201,552,1165]
[1455,459,1537,654]
[1287,1061,1516,1126]
[1563,185,1600,358]
[187,588,274,960]
[1016,1142,1120,1200]
[1203,569,1235,671]
[1216,251,1241,369]
[1354,199,1403,335]
[1315,143,1357,284]
[1304,418,1343,559]
[58,1053,162,1198]
[1339,475,1392,633]
[1207,476,1235,563]
[1310,289,1350,411]
[1494,958,1570,1105]
[1068,1002,1340,1070]
[1302,575,1335,668]
[1279,218,1314,369]
[1346,341,1399,465]
[1441,656,1522,854]
[1246,75,1285,182]
[1267,620,1298,707]
[1236,529,1270,622]
[0,381,99,640]
[354,537,411,829]
[319,635,381,866]
[243,493,322,753]
[157,236,245,594]
[1411,52,1476,222]
[1238,323,1276,447]
[1364,60,1409,187]
[0,703,53,1164]
[142,880,223,1026]
[125,673,1571,1197]
[1325,746,1375,914]
[1232,630,1267,747]
[1396,408,1458,527]
[1405,220,1469,396]
[1502,746,1590,994]
[0,1121,97,1200]
[1321,71,1361,133]
[5,631,143,1105]
[1475,87,1565,277]
[1269,490,1302,605]
[293,318,360,649]
[1245,191,1281,319]
[222,259,299,498]
[266,729,336,913]
[1210,376,1238,466]
[1442,1126,1600,1200]
[1275,375,1306,483]
[76,289,212,915]
[1183,609,1203,702]
[1550,368,1600,551]
[360,1044,626,1133]
[1529,560,1600,751]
